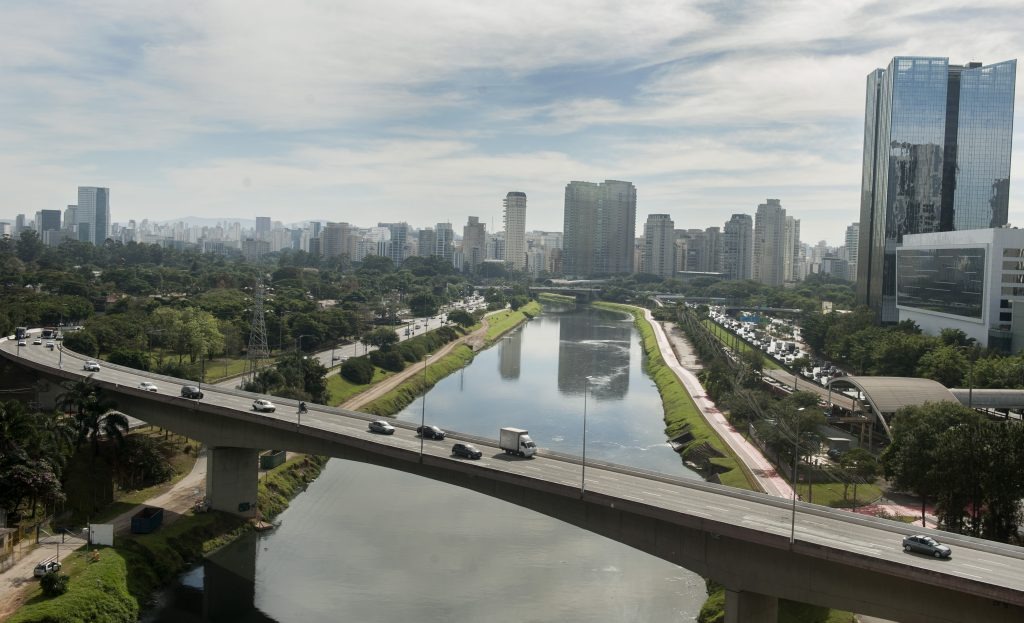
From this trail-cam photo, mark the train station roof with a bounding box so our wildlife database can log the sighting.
[827,376,959,414]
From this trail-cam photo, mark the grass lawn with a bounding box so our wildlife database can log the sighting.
[537,292,576,304]
[327,367,394,406]
[362,345,475,416]
[702,320,783,370]
[795,481,882,509]
[594,302,756,491]
[483,301,541,343]
[204,356,257,382]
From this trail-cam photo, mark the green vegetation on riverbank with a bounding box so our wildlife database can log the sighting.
[698,581,855,622]
[537,292,576,304]
[327,367,395,406]
[8,456,328,623]
[484,300,541,342]
[360,301,540,416]
[592,302,755,490]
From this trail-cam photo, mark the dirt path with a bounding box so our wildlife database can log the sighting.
[343,318,490,411]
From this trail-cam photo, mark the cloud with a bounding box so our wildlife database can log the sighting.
[1,0,1023,244]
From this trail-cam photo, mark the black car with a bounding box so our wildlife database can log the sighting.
[416,425,446,440]
[451,443,482,460]
[181,385,204,399]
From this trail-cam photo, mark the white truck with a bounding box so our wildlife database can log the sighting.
[499,427,536,458]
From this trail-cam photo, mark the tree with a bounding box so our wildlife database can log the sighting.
[791,356,811,390]
[62,331,99,357]
[915,345,966,387]
[364,327,399,351]
[408,293,440,318]
[881,402,972,527]
[447,309,474,328]
[340,357,374,384]
[839,448,879,509]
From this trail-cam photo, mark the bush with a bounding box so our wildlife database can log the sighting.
[62,331,99,357]
[108,349,150,371]
[340,357,374,384]
[369,349,406,372]
[40,572,70,596]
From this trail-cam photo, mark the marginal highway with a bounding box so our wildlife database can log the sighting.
[4,333,1024,615]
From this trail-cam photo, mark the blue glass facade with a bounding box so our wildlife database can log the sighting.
[856,57,1016,323]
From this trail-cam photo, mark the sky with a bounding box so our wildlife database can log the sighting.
[2,1,1024,246]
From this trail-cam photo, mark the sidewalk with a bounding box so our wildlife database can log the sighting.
[0,452,208,620]
[641,308,794,499]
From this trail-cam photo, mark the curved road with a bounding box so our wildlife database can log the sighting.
[4,334,1024,620]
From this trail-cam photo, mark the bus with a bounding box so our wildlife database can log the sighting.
[15,327,27,341]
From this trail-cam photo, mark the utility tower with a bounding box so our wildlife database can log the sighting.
[246,280,270,382]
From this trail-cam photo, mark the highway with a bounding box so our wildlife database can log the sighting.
[5,333,1024,617]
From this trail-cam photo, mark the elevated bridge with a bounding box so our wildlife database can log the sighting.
[3,336,1024,623]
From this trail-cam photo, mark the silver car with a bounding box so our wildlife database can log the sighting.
[368,420,395,435]
[902,534,952,558]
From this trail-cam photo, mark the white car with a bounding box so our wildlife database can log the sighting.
[83,360,101,372]
[252,399,276,413]
[33,338,42,345]
[138,381,158,392]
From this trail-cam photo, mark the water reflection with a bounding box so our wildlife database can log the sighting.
[147,304,707,622]
[557,308,631,399]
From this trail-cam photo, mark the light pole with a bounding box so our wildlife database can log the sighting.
[581,376,593,495]
[419,354,432,460]
[790,407,806,545]
[295,334,314,353]
[198,352,205,397]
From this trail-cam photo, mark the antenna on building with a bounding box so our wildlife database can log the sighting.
[246,279,270,383]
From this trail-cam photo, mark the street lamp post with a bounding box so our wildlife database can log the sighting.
[419,354,432,460]
[198,352,205,397]
[790,407,806,545]
[295,334,314,353]
[581,376,592,495]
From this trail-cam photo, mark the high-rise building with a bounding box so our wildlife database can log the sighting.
[857,56,1017,322]
[844,223,860,277]
[753,199,786,286]
[418,228,437,258]
[322,222,353,258]
[63,205,77,234]
[380,222,409,266]
[704,227,722,273]
[37,210,61,233]
[563,180,636,277]
[76,186,110,246]
[462,216,487,272]
[435,222,455,264]
[783,216,801,282]
[14,214,26,236]
[254,217,272,240]
[722,214,754,281]
[503,192,527,271]
[642,214,675,279]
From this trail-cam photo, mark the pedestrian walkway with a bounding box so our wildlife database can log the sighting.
[640,308,795,499]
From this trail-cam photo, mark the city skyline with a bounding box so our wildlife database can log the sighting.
[3,2,1024,245]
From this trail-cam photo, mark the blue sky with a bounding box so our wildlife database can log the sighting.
[2,0,1023,245]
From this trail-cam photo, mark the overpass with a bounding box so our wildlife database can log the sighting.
[3,337,1024,622]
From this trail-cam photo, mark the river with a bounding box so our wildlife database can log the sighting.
[147,304,708,622]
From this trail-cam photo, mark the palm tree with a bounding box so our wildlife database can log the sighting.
[57,379,127,456]
[0,400,34,454]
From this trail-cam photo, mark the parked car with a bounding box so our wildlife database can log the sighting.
[181,385,204,399]
[83,360,101,372]
[138,381,159,392]
[252,399,276,413]
[34,560,62,577]
[452,443,482,459]
[416,425,446,440]
[369,419,395,435]
[902,534,952,558]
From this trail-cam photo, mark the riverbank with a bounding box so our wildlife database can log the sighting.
[536,292,576,304]
[6,456,328,623]
[357,300,541,417]
[592,302,754,490]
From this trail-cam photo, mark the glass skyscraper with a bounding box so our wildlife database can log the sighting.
[856,57,1016,322]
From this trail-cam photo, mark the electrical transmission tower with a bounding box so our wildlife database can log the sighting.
[246,280,271,382]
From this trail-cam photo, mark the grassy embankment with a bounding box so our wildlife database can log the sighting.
[701,319,783,370]
[698,580,855,623]
[360,301,542,417]
[536,292,576,304]
[8,456,328,623]
[592,302,755,490]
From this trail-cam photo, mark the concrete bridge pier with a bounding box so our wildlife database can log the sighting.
[724,587,778,623]
[206,447,259,518]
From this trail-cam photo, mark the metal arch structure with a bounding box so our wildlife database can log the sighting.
[825,376,960,440]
